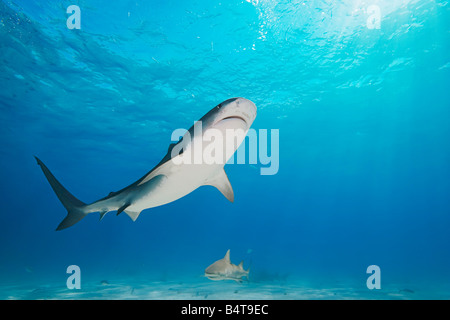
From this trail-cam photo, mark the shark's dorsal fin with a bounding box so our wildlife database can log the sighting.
[224,249,231,263]
[238,261,244,269]
[205,169,234,203]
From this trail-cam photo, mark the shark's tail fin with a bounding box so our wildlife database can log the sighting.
[35,156,88,231]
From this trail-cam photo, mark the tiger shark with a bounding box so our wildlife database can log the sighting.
[205,249,250,282]
[35,97,257,230]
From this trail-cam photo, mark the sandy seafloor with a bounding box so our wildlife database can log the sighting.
[1,276,448,300]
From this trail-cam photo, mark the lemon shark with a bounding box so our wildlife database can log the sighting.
[205,249,250,282]
[35,97,257,230]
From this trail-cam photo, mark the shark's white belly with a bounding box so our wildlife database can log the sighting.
[125,116,248,215]
[130,162,223,212]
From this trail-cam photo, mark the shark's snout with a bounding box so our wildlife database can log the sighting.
[217,97,257,128]
[235,97,257,123]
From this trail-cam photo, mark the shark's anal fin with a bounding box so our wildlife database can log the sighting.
[99,209,108,221]
[204,169,234,202]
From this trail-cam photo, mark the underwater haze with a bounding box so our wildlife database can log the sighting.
[1,0,449,299]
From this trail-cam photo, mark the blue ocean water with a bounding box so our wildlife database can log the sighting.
[0,0,449,299]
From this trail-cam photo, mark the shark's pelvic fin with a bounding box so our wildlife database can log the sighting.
[124,210,141,222]
[205,169,234,202]
[34,156,88,231]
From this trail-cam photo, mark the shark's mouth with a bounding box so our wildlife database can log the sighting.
[218,115,248,125]
[204,273,219,280]
[205,273,226,280]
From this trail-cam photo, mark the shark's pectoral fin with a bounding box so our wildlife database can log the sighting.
[205,169,234,202]
[124,210,141,222]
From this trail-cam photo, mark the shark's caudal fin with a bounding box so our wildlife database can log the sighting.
[34,157,88,231]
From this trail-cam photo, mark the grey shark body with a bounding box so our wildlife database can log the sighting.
[205,249,250,282]
[36,97,257,230]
